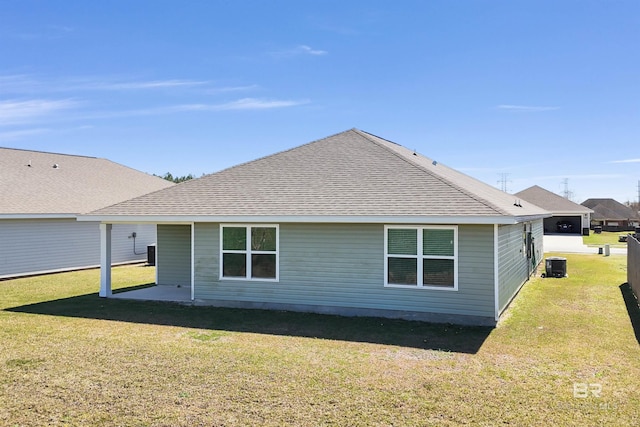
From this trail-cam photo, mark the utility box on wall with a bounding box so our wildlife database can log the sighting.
[147,244,156,266]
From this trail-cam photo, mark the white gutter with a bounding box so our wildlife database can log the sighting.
[77,214,548,225]
[0,213,78,219]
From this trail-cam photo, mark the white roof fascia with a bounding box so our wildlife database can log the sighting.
[0,213,78,219]
[77,214,547,225]
[514,213,553,223]
[551,210,594,215]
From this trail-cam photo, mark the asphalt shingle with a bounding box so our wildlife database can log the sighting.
[515,185,592,214]
[1,148,174,215]
[86,129,548,220]
[582,198,639,220]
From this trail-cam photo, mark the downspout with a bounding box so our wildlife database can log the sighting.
[191,222,195,301]
[494,224,500,322]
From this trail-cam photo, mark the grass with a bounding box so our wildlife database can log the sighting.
[1,257,639,426]
[583,231,631,248]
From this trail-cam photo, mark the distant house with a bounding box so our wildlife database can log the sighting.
[515,185,593,235]
[581,198,640,232]
[80,129,550,326]
[0,148,174,278]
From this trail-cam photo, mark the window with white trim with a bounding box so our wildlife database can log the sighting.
[220,225,279,281]
[384,225,457,290]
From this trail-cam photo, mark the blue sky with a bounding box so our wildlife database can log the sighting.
[1,1,638,204]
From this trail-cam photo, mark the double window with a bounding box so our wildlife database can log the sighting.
[384,225,457,290]
[220,225,279,281]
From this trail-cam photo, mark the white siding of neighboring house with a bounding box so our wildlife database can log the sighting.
[0,218,156,278]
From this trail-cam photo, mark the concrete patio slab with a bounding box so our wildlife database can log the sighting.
[112,285,192,303]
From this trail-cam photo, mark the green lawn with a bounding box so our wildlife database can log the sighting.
[583,231,631,248]
[1,257,639,426]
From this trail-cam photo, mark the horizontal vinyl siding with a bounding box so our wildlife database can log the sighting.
[157,224,191,286]
[193,223,495,319]
[532,219,544,263]
[194,223,216,287]
[0,219,154,278]
[497,220,543,313]
[111,224,157,264]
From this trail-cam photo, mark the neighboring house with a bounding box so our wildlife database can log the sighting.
[80,129,550,326]
[0,147,174,278]
[515,185,593,235]
[581,198,640,232]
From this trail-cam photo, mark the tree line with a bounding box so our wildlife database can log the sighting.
[156,172,196,183]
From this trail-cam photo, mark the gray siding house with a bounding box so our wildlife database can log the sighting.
[0,148,174,278]
[582,198,640,232]
[80,129,549,325]
[515,185,593,235]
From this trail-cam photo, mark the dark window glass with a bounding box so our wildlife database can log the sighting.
[251,254,276,279]
[251,227,277,251]
[388,229,418,255]
[223,227,246,251]
[388,258,418,285]
[223,253,246,277]
[423,229,454,256]
[423,259,454,287]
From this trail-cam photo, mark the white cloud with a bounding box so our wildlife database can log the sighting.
[317,24,359,36]
[206,84,259,94]
[497,104,559,112]
[48,25,74,33]
[531,173,625,181]
[297,45,328,55]
[214,98,309,110]
[10,25,74,40]
[79,98,309,119]
[165,98,308,112]
[0,128,51,141]
[81,79,209,90]
[0,99,80,126]
[0,75,41,93]
[0,75,210,93]
[609,158,640,164]
[268,45,328,58]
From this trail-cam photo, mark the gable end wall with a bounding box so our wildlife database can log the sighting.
[497,219,543,314]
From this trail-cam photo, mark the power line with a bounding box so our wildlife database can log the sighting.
[497,173,511,192]
[562,178,573,200]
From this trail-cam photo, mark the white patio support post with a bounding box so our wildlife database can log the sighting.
[99,223,112,297]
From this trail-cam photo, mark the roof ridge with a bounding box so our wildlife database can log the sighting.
[196,129,360,179]
[354,129,510,216]
[0,146,98,159]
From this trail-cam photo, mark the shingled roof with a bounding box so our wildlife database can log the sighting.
[82,129,549,224]
[582,198,639,220]
[0,147,174,216]
[515,185,592,214]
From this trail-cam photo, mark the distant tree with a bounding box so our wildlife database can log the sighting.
[157,172,195,183]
